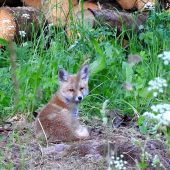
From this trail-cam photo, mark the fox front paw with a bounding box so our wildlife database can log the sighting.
[75,126,89,140]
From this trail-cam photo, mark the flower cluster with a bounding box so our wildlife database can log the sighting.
[2,20,15,30]
[19,31,26,37]
[22,13,30,19]
[143,104,170,125]
[108,154,127,170]
[158,51,170,65]
[7,25,15,30]
[151,104,170,113]
[49,23,54,27]
[151,155,164,168]
[21,42,28,47]
[144,2,155,10]
[2,19,11,24]
[147,77,167,97]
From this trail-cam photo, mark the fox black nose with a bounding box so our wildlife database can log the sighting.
[78,96,82,101]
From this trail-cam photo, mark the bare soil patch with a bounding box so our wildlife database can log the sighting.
[0,114,170,170]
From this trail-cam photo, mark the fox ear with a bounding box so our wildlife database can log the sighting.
[80,65,89,81]
[58,69,68,83]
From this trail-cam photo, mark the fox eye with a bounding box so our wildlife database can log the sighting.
[80,87,84,91]
[69,89,74,92]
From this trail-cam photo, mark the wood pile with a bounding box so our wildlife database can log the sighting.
[0,0,169,47]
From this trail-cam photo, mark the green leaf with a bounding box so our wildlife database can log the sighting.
[139,126,148,134]
[122,62,133,83]
[0,90,4,101]
[0,38,7,46]
[137,116,145,126]
[89,55,106,76]
[138,87,153,100]
[140,162,148,168]
[91,39,103,56]
[104,43,113,58]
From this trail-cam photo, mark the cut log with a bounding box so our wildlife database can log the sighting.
[117,0,156,11]
[0,8,16,47]
[136,0,155,11]
[0,0,23,7]
[73,1,99,14]
[0,7,42,47]
[21,0,41,7]
[85,0,116,3]
[42,0,78,27]
[116,0,137,10]
[74,9,147,36]
[66,1,99,37]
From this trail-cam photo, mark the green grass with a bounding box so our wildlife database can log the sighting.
[0,9,170,121]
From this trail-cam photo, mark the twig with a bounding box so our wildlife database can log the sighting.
[9,41,19,104]
[37,118,49,148]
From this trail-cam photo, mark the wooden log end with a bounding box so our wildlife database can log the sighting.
[43,0,78,27]
[0,8,16,47]
[66,2,98,37]
[116,0,137,10]
[21,0,41,7]
[73,1,99,14]
[136,0,155,11]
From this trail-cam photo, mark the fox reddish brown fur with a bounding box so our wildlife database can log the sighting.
[35,65,89,142]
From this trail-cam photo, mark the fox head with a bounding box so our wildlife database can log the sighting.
[58,65,89,104]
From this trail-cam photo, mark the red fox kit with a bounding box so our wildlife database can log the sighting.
[35,65,89,142]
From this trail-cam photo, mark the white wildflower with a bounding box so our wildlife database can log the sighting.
[143,112,159,120]
[139,25,144,30]
[153,92,158,97]
[159,88,163,93]
[22,13,30,19]
[110,155,127,170]
[120,155,124,158]
[2,20,11,24]
[164,60,169,65]
[162,111,170,124]
[151,105,157,112]
[158,51,170,65]
[147,77,167,97]
[21,42,28,47]
[7,25,15,30]
[19,31,26,37]
[49,23,54,27]
[144,104,170,125]
[144,2,155,10]
[151,104,170,113]
[110,161,113,165]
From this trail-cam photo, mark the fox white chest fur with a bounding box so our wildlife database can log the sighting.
[34,65,89,142]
